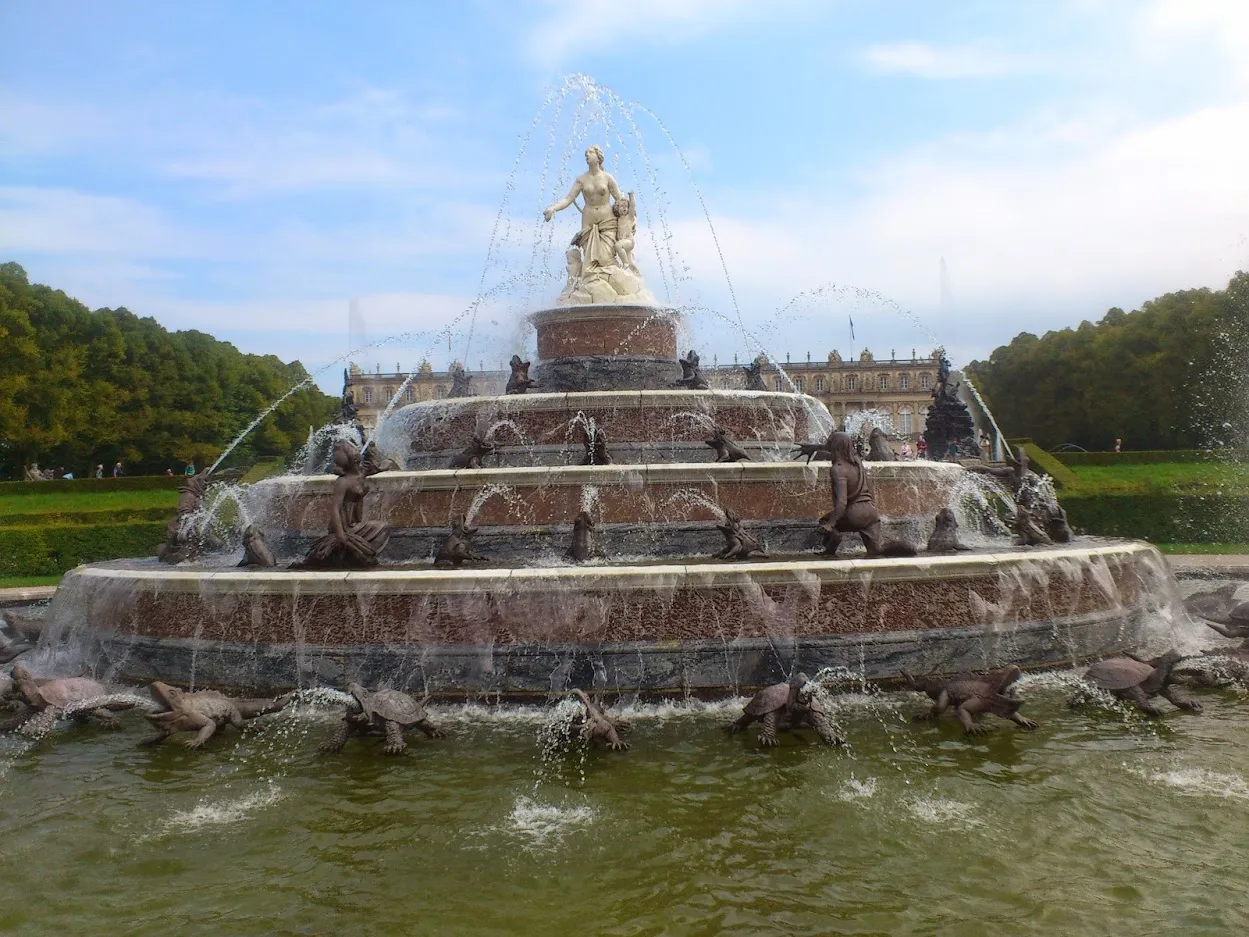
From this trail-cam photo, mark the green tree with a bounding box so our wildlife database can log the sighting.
[0,263,338,478]
[966,272,1249,451]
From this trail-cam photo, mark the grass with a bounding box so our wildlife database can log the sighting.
[1154,543,1249,555]
[0,574,62,588]
[1064,461,1249,494]
[0,488,178,517]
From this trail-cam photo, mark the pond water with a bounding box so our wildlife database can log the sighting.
[2,676,1247,936]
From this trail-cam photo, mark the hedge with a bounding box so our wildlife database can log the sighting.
[0,521,167,577]
[1060,492,1249,543]
[0,475,186,496]
[1007,439,1077,488]
[0,507,172,528]
[1051,450,1245,467]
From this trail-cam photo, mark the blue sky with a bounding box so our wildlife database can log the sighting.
[3,1,1247,391]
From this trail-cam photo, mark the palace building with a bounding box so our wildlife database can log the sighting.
[343,349,940,438]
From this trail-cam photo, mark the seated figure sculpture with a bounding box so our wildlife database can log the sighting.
[818,431,917,558]
[301,441,390,569]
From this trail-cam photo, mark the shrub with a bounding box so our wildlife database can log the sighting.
[0,521,167,577]
[1060,492,1249,543]
[1051,450,1244,466]
[0,476,186,496]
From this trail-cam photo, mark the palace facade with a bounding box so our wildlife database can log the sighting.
[343,349,940,438]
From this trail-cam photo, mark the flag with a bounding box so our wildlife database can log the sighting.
[849,316,855,341]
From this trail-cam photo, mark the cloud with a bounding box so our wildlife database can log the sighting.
[0,186,203,256]
[1139,0,1249,84]
[659,98,1249,364]
[860,41,1044,79]
[522,0,770,67]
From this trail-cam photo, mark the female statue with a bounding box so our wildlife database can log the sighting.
[303,441,390,568]
[544,145,622,267]
[544,146,650,303]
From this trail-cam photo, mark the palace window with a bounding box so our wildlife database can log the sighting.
[436,385,447,399]
[775,377,785,392]
[845,375,857,392]
[404,386,414,402]
[920,373,932,389]
[899,408,913,436]
[794,376,804,392]
[899,373,910,391]
[878,374,889,391]
[383,386,393,401]
[363,387,373,404]
[815,375,825,392]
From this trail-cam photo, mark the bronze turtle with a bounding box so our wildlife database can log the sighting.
[1079,650,1202,715]
[320,683,444,755]
[728,673,843,747]
[901,666,1037,734]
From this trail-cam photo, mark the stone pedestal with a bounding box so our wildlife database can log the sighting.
[530,304,681,391]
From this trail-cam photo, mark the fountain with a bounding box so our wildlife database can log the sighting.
[38,137,1178,700]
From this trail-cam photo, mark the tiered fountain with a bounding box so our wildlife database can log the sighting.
[42,145,1173,697]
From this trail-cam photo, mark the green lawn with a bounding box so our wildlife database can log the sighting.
[0,574,62,588]
[0,488,178,516]
[1064,461,1249,494]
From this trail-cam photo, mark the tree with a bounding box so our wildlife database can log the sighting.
[0,263,338,478]
[965,272,1249,451]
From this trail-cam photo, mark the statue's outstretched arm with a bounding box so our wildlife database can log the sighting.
[544,179,583,220]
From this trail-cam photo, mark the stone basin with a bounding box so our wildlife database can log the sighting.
[49,541,1169,697]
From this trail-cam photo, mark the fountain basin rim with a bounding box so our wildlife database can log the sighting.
[64,541,1159,596]
[390,387,827,414]
[527,303,679,323]
[254,460,964,493]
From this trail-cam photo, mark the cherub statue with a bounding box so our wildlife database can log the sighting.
[613,191,638,273]
[556,246,589,305]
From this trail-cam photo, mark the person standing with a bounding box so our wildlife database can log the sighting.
[95,464,104,479]
[184,462,196,476]
[916,438,928,460]
[113,461,123,477]
[1114,438,1122,453]
[899,440,912,460]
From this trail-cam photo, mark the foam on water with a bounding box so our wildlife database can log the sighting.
[904,795,982,828]
[157,783,284,835]
[502,796,596,847]
[835,777,878,802]
[1139,767,1249,802]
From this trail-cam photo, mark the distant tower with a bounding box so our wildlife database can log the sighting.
[348,298,367,356]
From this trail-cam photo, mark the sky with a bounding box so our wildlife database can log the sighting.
[2,0,1248,392]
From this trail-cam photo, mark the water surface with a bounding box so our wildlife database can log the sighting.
[2,681,1247,936]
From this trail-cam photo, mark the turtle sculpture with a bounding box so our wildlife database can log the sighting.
[714,509,767,561]
[674,350,710,390]
[238,524,277,567]
[505,354,538,395]
[865,427,894,462]
[581,426,613,465]
[319,683,445,755]
[0,665,138,737]
[1077,650,1202,715]
[569,689,629,751]
[791,441,830,464]
[1184,584,1249,638]
[569,511,595,563]
[927,508,972,553]
[434,515,487,568]
[705,426,751,463]
[728,673,843,747]
[143,681,293,748]
[449,434,497,470]
[901,667,1038,734]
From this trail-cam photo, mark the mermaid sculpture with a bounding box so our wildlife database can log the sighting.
[301,441,390,569]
